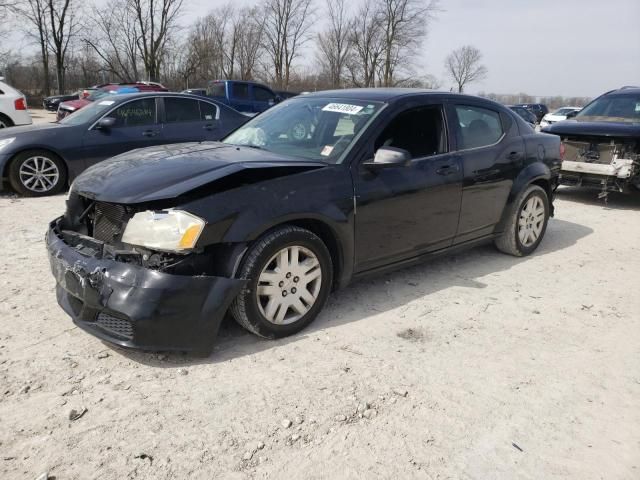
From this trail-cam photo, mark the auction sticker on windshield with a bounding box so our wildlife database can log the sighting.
[322,103,364,115]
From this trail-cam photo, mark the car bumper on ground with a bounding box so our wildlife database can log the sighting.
[46,218,247,353]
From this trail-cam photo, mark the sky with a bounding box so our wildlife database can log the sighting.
[184,0,640,98]
[5,0,640,98]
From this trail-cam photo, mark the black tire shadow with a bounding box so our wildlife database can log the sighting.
[117,217,593,367]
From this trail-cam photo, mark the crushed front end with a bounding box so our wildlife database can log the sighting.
[559,136,640,196]
[46,192,246,353]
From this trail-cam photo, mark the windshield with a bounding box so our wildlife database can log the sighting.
[222,97,384,163]
[577,94,640,123]
[58,98,118,126]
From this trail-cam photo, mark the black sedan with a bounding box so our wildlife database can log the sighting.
[46,89,561,354]
[0,92,249,196]
[509,105,537,127]
[43,92,81,111]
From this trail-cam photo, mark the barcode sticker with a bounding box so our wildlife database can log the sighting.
[322,103,363,115]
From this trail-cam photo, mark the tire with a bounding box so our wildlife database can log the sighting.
[230,225,333,339]
[0,114,14,129]
[495,185,549,256]
[8,149,67,197]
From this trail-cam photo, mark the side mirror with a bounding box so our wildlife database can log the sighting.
[268,98,276,106]
[96,117,116,130]
[362,147,411,170]
[565,110,578,119]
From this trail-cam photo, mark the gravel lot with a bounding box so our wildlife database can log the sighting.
[1,181,639,479]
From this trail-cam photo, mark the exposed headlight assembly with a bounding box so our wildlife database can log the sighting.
[122,209,205,252]
[0,137,16,151]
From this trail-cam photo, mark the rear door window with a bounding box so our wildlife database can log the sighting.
[110,98,156,127]
[232,83,250,100]
[453,105,504,150]
[199,101,218,121]
[254,86,275,102]
[164,98,201,123]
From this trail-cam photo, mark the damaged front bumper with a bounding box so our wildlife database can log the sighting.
[46,217,246,353]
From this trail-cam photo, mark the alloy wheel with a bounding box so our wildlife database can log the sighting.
[256,245,322,325]
[19,156,60,193]
[518,195,545,247]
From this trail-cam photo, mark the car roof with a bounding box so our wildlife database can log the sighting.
[610,86,640,95]
[301,88,451,102]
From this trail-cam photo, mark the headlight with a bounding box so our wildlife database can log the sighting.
[0,137,15,151]
[122,209,205,252]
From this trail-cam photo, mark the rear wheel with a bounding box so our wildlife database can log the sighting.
[495,185,549,256]
[230,226,333,338]
[0,114,13,129]
[8,150,67,196]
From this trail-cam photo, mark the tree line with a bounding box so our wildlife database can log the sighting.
[1,0,462,96]
[1,0,589,108]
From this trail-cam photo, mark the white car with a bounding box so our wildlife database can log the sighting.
[0,77,32,128]
[540,107,581,128]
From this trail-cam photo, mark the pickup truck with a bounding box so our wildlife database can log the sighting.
[207,80,282,114]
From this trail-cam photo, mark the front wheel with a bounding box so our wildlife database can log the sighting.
[495,185,549,256]
[9,150,67,196]
[230,226,333,338]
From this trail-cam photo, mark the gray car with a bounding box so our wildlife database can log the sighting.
[0,92,249,196]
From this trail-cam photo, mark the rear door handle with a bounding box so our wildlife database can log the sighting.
[203,124,216,131]
[142,130,158,137]
[436,164,459,175]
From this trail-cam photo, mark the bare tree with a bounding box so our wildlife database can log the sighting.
[262,0,315,89]
[445,45,487,93]
[14,0,52,95]
[346,1,384,87]
[129,0,184,82]
[47,0,79,93]
[316,0,350,88]
[378,0,439,87]
[84,0,141,81]
[236,7,265,80]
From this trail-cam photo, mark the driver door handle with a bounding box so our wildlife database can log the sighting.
[142,129,159,137]
[436,164,460,175]
[203,124,216,131]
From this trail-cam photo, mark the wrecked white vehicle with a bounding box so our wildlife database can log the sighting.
[543,86,640,197]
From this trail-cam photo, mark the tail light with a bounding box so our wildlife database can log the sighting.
[559,142,565,160]
[14,98,27,110]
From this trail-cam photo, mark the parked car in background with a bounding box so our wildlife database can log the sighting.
[43,91,82,111]
[542,86,640,197]
[46,89,561,353]
[0,77,32,129]
[182,88,207,97]
[275,90,299,100]
[539,107,581,128]
[508,105,537,126]
[514,103,549,123]
[0,93,248,196]
[207,80,280,114]
[57,82,168,120]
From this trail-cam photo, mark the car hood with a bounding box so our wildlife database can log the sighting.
[60,98,90,110]
[73,142,328,204]
[0,121,65,140]
[543,120,640,139]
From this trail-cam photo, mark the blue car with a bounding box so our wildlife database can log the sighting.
[0,92,249,196]
[207,80,282,114]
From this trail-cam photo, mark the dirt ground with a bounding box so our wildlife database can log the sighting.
[1,186,639,479]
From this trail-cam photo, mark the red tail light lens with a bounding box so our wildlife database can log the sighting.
[559,142,565,160]
[14,98,27,110]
